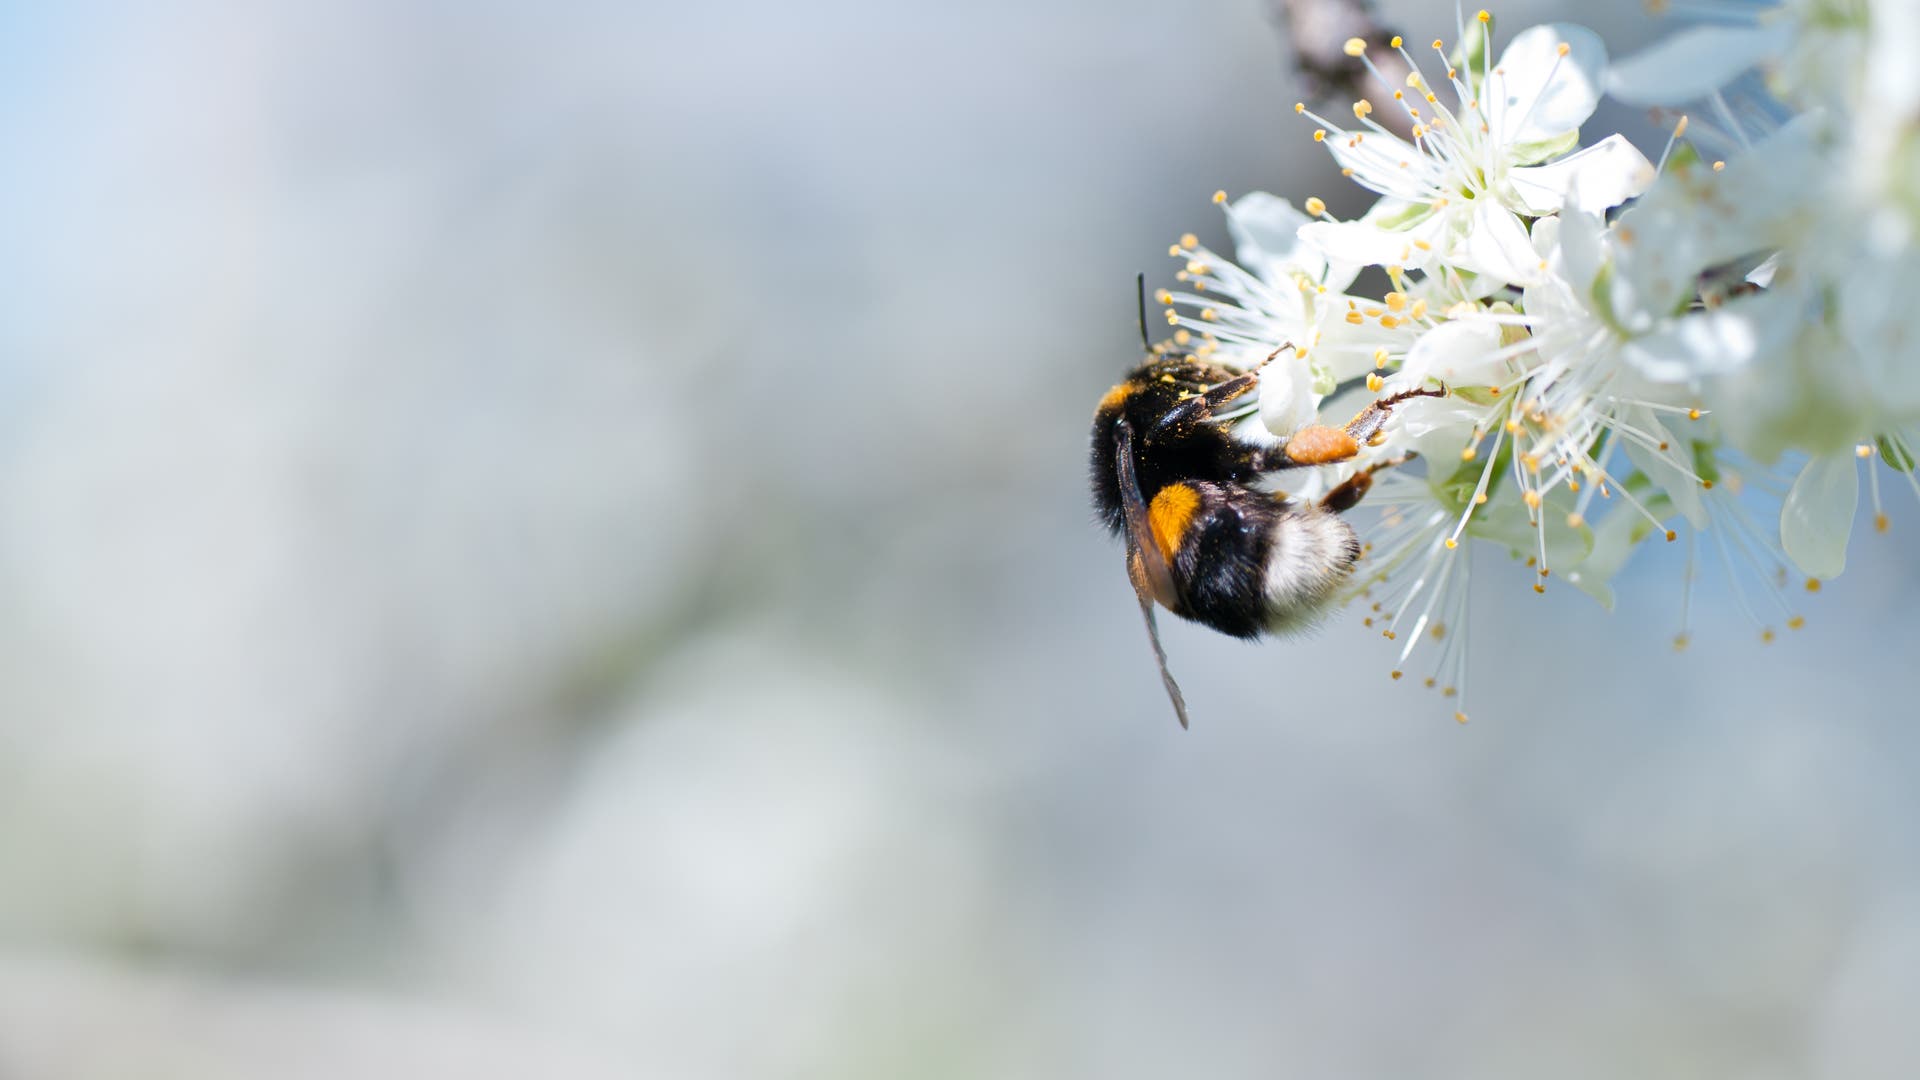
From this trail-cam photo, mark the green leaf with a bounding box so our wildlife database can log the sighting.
[1432,436,1513,514]
[1372,200,1437,231]
[1692,441,1722,486]
[1450,385,1504,406]
[1510,129,1580,166]
[1878,436,1916,472]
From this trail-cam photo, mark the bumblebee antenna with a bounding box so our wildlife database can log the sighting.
[1135,272,1151,353]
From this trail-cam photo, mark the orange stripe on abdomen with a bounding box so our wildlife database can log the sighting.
[1147,483,1200,564]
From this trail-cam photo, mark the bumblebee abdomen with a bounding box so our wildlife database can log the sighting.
[1172,486,1358,639]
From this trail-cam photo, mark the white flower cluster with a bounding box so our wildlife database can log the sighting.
[1161,5,1919,720]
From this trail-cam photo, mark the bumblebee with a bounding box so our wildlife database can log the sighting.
[1090,348,1442,727]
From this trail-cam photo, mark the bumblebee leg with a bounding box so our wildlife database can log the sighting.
[1318,453,1415,512]
[1146,370,1265,438]
[1341,383,1449,447]
[1256,383,1448,470]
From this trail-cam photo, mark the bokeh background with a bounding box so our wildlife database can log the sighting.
[3,2,1919,1077]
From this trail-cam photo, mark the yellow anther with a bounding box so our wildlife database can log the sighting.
[1294,102,1306,113]
[1391,35,1403,48]
[1341,167,1355,177]
[1380,315,1400,328]
[1164,310,1179,325]
[1425,93,1438,104]
[1711,160,1725,171]
[1384,292,1407,312]
[1199,308,1217,321]
[1522,490,1542,509]
[1805,578,1822,593]
[1313,129,1327,142]
[1373,348,1389,368]
[1788,615,1806,630]
[1460,447,1477,462]
[1442,686,1457,697]
[1173,329,1191,345]
[1409,299,1427,319]
[1391,670,1404,680]
[1343,37,1368,57]
[1384,629,1397,640]
[1425,677,1437,688]
[1556,42,1570,56]
[1761,628,1776,643]
[1857,443,1875,458]
[1367,373,1385,392]
[1673,633,1690,652]
[1345,311,1365,324]
[1353,99,1374,119]
[1432,38,1444,50]
[1701,479,1714,490]
[1445,538,1458,549]
[1413,239,1432,250]
[1477,9,1491,22]
[1406,72,1423,89]
[1295,345,1310,358]
[1876,512,1891,532]
[1687,408,1702,420]
[1566,512,1584,528]
[1505,419,1522,434]
[1154,289,1172,305]
[1394,90,1405,101]
[1674,115,1689,137]
[1454,712,1468,724]
[1412,124,1428,138]
[1305,196,1327,216]
[1474,492,1488,505]
[1532,583,1546,594]
[1665,529,1677,542]
[1185,260,1207,274]
[1180,232,1198,249]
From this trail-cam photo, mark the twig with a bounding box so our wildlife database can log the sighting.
[1270,0,1416,139]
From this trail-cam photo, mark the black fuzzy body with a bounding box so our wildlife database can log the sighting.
[1089,354,1360,640]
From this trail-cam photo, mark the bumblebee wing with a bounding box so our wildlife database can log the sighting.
[1114,418,1190,729]
[1114,419,1181,610]
[1131,580,1190,729]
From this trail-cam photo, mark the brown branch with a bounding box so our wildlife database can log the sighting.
[1270,0,1416,139]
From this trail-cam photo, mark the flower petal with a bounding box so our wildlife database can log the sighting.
[1454,201,1544,286]
[1508,134,1656,215]
[1257,353,1320,437]
[1225,192,1358,294]
[1781,453,1858,580]
[1617,304,1765,382]
[1605,23,1792,106]
[1327,129,1444,202]
[1398,319,1507,386]
[1297,210,1444,270]
[1489,23,1607,146]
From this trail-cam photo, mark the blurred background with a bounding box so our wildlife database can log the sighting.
[2,1,1918,1077]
